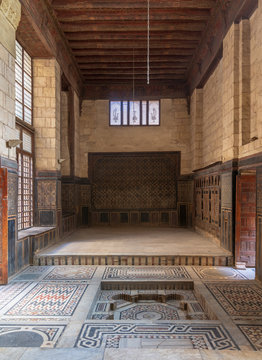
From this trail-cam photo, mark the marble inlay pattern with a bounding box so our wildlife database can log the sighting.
[103,266,191,280]
[0,324,65,348]
[0,282,32,310]
[75,323,239,350]
[5,283,87,317]
[205,283,262,318]
[237,325,262,351]
[192,267,248,280]
[119,304,180,320]
[43,266,97,281]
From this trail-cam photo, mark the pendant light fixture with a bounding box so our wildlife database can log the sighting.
[147,0,150,85]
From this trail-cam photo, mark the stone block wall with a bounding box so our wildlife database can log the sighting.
[202,62,223,167]
[60,91,70,176]
[79,99,191,176]
[33,59,61,171]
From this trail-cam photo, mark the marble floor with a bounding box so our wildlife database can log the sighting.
[37,227,231,256]
[0,265,261,359]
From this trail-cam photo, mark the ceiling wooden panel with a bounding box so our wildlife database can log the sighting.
[48,0,216,88]
[17,0,258,97]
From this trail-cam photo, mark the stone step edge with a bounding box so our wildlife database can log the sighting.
[33,254,233,267]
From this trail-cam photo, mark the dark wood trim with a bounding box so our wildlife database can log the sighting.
[83,84,187,100]
[19,0,83,96]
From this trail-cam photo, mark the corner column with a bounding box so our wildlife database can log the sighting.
[33,59,62,236]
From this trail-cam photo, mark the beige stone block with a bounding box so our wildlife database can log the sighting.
[34,76,47,87]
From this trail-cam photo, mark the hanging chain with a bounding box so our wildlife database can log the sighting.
[147,0,150,85]
[133,47,135,108]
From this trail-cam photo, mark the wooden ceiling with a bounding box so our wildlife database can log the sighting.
[18,0,258,98]
[48,0,216,87]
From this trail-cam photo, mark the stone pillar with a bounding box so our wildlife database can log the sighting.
[239,19,252,146]
[0,0,21,276]
[190,88,203,171]
[222,24,240,162]
[33,59,62,233]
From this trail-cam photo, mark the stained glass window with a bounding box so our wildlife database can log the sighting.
[109,100,160,126]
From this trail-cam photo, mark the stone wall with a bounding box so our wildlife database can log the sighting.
[60,91,70,176]
[202,62,223,167]
[79,99,191,177]
[33,59,61,171]
[33,59,62,229]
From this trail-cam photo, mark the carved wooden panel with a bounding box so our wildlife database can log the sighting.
[236,175,256,267]
[194,174,221,238]
[89,152,180,211]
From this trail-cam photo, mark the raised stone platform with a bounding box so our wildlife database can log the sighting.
[34,254,233,267]
[33,226,233,267]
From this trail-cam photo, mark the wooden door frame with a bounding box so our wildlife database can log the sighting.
[235,172,256,267]
[0,168,8,284]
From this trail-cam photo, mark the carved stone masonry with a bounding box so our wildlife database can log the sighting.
[0,0,21,30]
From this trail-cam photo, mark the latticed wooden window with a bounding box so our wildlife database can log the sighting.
[15,41,34,230]
[17,128,34,230]
[15,41,32,125]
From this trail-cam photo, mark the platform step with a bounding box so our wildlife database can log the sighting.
[33,254,233,267]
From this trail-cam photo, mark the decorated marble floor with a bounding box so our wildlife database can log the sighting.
[0,265,261,359]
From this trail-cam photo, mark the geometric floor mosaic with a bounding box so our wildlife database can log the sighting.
[205,283,262,318]
[118,304,180,320]
[43,266,97,281]
[0,324,65,347]
[75,323,239,350]
[192,267,249,280]
[238,325,262,351]
[0,264,261,352]
[5,283,87,317]
[0,282,32,310]
[103,266,191,280]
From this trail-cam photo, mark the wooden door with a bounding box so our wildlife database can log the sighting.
[235,174,256,267]
[0,168,8,284]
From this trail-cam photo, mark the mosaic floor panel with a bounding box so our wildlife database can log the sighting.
[0,282,32,310]
[206,283,262,319]
[119,304,180,320]
[238,325,262,351]
[43,266,97,281]
[192,267,249,280]
[0,324,65,347]
[0,265,261,352]
[103,266,191,280]
[5,283,87,317]
[75,323,239,350]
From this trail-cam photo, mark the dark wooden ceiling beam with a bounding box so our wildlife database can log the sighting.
[20,0,83,95]
[60,21,206,32]
[73,49,194,56]
[78,63,188,69]
[69,40,199,49]
[52,0,216,10]
[81,68,186,75]
[187,0,258,94]
[65,31,202,41]
[75,55,191,62]
[55,9,210,22]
